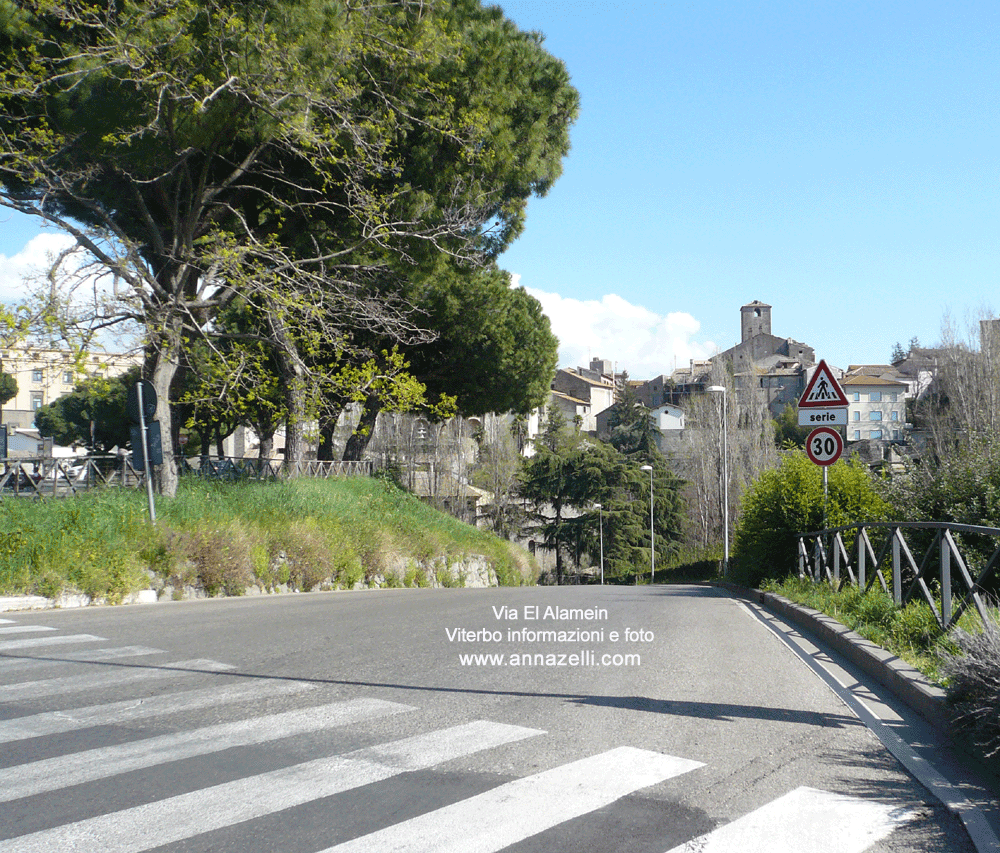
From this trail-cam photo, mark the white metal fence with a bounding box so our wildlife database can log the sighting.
[797,521,1000,630]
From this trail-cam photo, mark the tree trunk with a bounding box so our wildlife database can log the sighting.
[258,431,274,461]
[266,311,308,473]
[343,394,382,462]
[148,326,182,497]
[316,411,341,461]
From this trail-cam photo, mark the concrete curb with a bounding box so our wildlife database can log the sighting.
[0,589,158,612]
[715,581,949,731]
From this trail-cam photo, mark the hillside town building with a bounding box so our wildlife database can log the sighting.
[0,344,138,431]
[841,371,907,442]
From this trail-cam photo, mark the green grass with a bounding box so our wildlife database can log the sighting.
[759,576,975,684]
[0,477,537,601]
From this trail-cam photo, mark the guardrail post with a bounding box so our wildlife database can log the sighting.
[798,536,805,579]
[833,532,841,584]
[857,527,865,591]
[941,531,953,628]
[891,528,902,606]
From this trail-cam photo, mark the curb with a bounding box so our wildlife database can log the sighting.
[0,589,158,612]
[715,581,949,731]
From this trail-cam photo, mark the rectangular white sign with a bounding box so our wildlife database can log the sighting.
[798,408,848,426]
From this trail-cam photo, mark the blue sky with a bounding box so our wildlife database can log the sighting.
[496,1,1000,375]
[2,2,998,378]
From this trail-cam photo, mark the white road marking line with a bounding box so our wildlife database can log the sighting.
[0,720,545,853]
[0,697,415,802]
[0,626,56,635]
[0,634,105,652]
[321,747,705,853]
[0,645,166,674]
[663,786,913,853]
[0,679,315,744]
[742,600,1000,853]
[1,658,234,702]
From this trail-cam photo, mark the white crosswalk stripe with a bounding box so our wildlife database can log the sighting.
[0,625,55,635]
[0,720,545,853]
[321,746,704,853]
[1,657,234,702]
[0,633,105,651]
[663,786,915,853]
[0,697,415,802]
[0,644,165,674]
[0,628,918,853]
[0,679,315,744]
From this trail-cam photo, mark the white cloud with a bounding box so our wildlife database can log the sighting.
[512,274,718,379]
[0,231,76,304]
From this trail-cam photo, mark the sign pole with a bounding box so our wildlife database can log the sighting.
[822,464,828,531]
[137,382,157,524]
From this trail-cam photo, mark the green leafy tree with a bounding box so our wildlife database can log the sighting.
[605,378,659,457]
[34,368,140,453]
[519,432,619,583]
[338,261,558,460]
[520,418,683,583]
[588,456,684,582]
[879,440,1000,582]
[731,450,890,587]
[0,370,16,424]
[0,0,578,494]
[773,404,811,449]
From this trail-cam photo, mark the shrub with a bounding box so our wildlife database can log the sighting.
[180,523,257,596]
[880,441,1000,592]
[943,619,1000,777]
[731,450,889,588]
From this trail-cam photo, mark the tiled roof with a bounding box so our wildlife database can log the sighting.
[841,374,906,387]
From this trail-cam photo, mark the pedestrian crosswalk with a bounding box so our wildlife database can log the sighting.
[0,616,919,852]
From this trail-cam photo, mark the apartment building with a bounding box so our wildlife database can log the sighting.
[842,372,907,442]
[0,344,139,430]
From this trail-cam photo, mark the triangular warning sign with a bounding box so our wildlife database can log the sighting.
[799,360,848,408]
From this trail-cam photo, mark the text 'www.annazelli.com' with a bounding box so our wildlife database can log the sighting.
[458,651,640,667]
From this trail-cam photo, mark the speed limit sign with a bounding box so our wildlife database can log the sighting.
[805,426,843,466]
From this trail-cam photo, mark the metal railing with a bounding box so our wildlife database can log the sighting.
[0,456,148,498]
[185,456,373,480]
[797,521,1000,630]
[0,455,375,499]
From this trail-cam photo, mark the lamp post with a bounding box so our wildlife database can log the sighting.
[594,503,604,585]
[640,464,654,583]
[707,385,729,574]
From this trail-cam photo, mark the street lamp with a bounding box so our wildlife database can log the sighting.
[640,464,654,583]
[594,503,604,585]
[707,385,729,574]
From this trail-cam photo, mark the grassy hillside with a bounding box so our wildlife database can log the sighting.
[0,477,538,602]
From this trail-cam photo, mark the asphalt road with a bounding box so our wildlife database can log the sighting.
[0,584,986,852]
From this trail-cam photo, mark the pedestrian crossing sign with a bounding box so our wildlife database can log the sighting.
[798,360,848,408]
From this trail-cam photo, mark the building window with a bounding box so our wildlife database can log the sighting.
[890,393,898,402]
[870,411,883,421]
[30,392,44,410]
[853,430,861,441]
[869,391,882,402]
[63,371,73,384]
[32,369,43,383]
[871,429,883,439]
[892,429,901,440]
[853,392,860,401]
[853,411,860,422]
[890,410,898,421]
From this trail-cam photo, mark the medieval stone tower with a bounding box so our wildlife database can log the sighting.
[740,300,772,343]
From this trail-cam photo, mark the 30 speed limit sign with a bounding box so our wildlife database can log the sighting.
[805,426,843,466]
